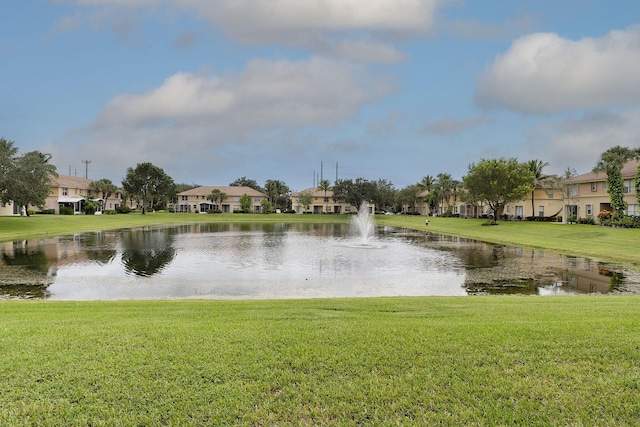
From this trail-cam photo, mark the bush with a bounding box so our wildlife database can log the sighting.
[59,206,74,215]
[116,206,132,214]
[578,216,595,225]
[37,209,55,215]
[104,210,117,215]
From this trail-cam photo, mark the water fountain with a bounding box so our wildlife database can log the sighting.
[350,201,375,246]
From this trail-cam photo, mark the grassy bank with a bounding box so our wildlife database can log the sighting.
[379,215,640,265]
[2,212,639,264]
[2,297,640,425]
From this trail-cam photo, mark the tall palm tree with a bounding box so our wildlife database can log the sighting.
[436,173,453,214]
[527,160,549,217]
[317,179,331,213]
[594,146,635,219]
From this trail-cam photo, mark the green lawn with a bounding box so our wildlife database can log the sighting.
[2,297,640,426]
[2,213,640,425]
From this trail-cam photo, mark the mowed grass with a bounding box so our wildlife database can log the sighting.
[2,213,640,425]
[2,297,640,426]
[379,215,640,265]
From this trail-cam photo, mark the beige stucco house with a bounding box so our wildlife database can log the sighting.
[564,159,639,222]
[44,175,96,214]
[291,188,373,214]
[176,186,268,213]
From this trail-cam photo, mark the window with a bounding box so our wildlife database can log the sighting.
[324,197,329,203]
[628,204,639,216]
[591,183,597,192]
[181,195,188,201]
[547,191,554,198]
[62,187,68,196]
[254,197,261,202]
[538,206,544,217]
[603,182,607,191]
[586,204,592,216]
[568,185,578,197]
[623,179,634,194]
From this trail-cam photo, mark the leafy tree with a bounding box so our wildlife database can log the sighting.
[397,184,422,214]
[593,146,635,219]
[89,178,118,212]
[0,138,18,194]
[371,179,396,212]
[462,158,534,223]
[298,192,313,213]
[207,189,227,212]
[230,177,264,193]
[121,162,175,215]
[83,196,101,215]
[4,151,57,216]
[527,160,550,217]
[264,179,290,211]
[261,199,274,213]
[332,178,376,210]
[239,194,251,213]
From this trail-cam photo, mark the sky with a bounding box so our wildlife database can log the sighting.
[2,1,640,193]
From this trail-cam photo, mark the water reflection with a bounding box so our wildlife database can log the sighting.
[121,228,176,277]
[0,223,638,300]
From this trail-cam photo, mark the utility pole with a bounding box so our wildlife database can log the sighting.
[82,160,92,179]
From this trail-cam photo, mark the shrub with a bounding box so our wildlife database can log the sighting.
[59,206,74,215]
[37,209,55,215]
[598,210,611,221]
[116,206,132,214]
[578,216,595,225]
[104,210,117,215]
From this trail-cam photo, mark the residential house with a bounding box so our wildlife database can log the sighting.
[291,188,374,214]
[176,186,268,213]
[501,185,565,220]
[565,159,639,222]
[44,175,95,214]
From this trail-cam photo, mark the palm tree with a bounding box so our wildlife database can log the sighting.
[527,160,549,218]
[265,179,290,211]
[317,179,331,213]
[207,189,227,212]
[436,173,453,214]
[594,146,635,219]
[89,178,118,212]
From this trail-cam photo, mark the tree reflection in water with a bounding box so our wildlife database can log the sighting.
[121,228,176,277]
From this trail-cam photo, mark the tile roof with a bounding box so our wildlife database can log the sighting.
[568,159,640,183]
[178,186,267,197]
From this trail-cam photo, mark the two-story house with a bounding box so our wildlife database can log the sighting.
[291,188,374,214]
[176,186,268,213]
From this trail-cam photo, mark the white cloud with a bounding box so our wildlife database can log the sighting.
[526,109,640,175]
[55,0,442,62]
[476,27,640,114]
[57,57,393,183]
[98,57,389,128]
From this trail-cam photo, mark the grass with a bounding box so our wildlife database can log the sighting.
[2,297,640,425]
[379,215,640,265]
[2,213,640,424]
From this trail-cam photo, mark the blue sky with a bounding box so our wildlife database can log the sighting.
[2,1,640,192]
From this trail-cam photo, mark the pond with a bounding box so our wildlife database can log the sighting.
[1,222,639,300]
